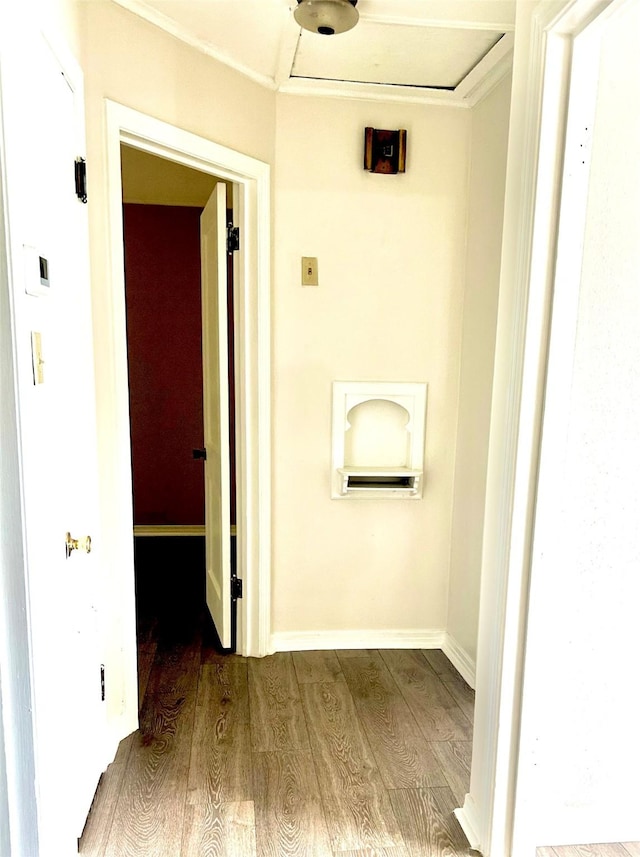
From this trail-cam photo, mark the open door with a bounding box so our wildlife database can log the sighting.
[200,183,233,649]
[0,26,107,851]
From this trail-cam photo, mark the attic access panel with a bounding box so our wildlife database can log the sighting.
[291,21,505,89]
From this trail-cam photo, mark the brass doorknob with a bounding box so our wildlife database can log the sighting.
[65,532,92,558]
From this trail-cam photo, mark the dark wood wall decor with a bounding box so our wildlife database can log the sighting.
[364,127,407,174]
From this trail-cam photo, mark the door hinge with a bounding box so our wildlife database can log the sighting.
[227,223,240,254]
[192,448,207,461]
[75,157,87,204]
[231,577,243,600]
[100,664,105,702]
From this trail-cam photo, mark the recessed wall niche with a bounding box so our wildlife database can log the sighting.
[331,381,427,499]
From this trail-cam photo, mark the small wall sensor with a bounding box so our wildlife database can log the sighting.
[24,245,51,297]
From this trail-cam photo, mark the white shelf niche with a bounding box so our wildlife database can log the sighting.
[331,381,428,499]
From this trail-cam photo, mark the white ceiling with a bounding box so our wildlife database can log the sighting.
[112,0,516,107]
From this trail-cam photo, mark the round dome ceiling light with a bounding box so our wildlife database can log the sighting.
[294,0,359,36]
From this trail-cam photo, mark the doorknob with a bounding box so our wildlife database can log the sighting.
[65,532,92,558]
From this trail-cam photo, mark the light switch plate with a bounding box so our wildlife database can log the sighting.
[301,256,318,286]
[31,332,45,384]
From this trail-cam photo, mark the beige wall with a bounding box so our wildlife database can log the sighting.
[120,146,222,206]
[272,94,471,636]
[80,3,276,165]
[80,1,507,648]
[447,76,512,666]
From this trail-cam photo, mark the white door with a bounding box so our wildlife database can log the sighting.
[1,27,106,851]
[200,183,233,649]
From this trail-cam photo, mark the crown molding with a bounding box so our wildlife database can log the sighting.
[112,0,513,109]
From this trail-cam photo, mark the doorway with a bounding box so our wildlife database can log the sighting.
[119,146,239,672]
[96,103,272,761]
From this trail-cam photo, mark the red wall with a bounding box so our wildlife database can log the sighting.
[124,204,206,525]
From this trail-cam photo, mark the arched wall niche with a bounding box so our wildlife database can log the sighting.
[345,399,411,469]
[331,381,427,499]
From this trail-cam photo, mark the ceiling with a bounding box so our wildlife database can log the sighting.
[112,0,516,107]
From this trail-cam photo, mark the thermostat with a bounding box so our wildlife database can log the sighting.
[24,245,51,297]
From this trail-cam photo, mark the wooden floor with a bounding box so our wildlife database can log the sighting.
[79,540,476,857]
[538,845,640,857]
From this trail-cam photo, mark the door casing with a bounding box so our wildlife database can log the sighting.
[98,102,272,756]
[456,0,620,854]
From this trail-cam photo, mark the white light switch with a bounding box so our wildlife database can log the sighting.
[301,257,318,286]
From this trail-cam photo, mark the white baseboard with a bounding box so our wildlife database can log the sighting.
[270,628,446,654]
[454,794,483,853]
[133,524,237,537]
[442,632,476,689]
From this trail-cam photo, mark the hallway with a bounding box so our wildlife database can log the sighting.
[79,547,475,856]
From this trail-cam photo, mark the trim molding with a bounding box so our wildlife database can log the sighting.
[467,2,617,855]
[133,524,237,537]
[270,628,446,654]
[454,796,483,852]
[101,102,272,767]
[443,633,476,689]
[112,0,512,110]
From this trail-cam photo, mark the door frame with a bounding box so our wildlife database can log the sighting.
[100,101,271,733]
[455,0,617,854]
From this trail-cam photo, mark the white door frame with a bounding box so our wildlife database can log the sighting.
[100,102,271,731]
[455,0,617,854]
[0,67,39,857]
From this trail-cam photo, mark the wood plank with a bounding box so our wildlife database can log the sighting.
[623,846,640,857]
[339,652,447,789]
[103,692,195,857]
[188,659,252,801]
[144,642,201,697]
[389,786,473,857]
[292,650,343,684]
[550,847,636,857]
[430,741,472,805]
[252,751,332,857]
[248,653,310,751]
[440,673,475,724]
[421,650,460,682]
[300,680,404,852]
[339,848,410,857]
[181,798,257,857]
[430,786,476,852]
[380,650,472,742]
[536,849,560,857]
[79,734,135,857]
[336,650,377,659]
[138,642,157,709]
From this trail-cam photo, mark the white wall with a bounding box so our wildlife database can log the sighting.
[272,94,470,643]
[513,0,640,848]
[81,0,276,740]
[447,76,511,674]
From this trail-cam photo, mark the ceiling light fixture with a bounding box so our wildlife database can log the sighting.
[294,0,359,36]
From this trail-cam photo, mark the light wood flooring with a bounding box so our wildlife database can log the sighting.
[79,540,476,857]
[538,845,640,857]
